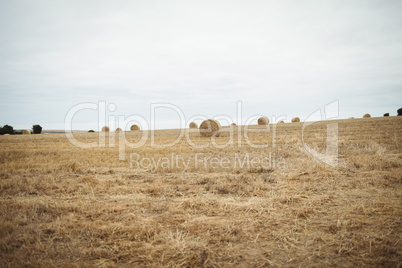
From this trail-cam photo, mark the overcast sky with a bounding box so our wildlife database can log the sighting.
[1,0,401,130]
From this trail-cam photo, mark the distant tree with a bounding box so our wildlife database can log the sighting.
[0,125,14,135]
[4,125,14,134]
[384,113,389,117]
[88,130,95,132]
[398,108,402,116]
[32,124,42,134]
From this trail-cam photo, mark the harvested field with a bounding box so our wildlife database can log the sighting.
[0,116,401,267]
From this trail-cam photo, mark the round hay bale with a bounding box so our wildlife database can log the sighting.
[348,117,354,119]
[363,114,371,118]
[115,128,122,132]
[102,126,110,132]
[199,119,221,137]
[278,121,284,124]
[189,122,198,129]
[22,130,31,135]
[291,117,300,123]
[4,134,10,136]
[130,125,140,131]
[231,123,237,126]
[258,116,269,125]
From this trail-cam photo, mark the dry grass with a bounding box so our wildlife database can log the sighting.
[0,116,401,267]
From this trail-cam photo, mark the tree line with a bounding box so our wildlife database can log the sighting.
[0,125,42,135]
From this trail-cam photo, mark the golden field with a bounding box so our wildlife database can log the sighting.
[0,116,401,267]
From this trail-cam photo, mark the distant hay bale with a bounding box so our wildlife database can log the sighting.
[102,126,110,132]
[258,116,269,125]
[349,117,354,119]
[189,122,198,129]
[22,130,31,135]
[115,128,122,132]
[291,117,300,123]
[199,119,221,137]
[363,114,371,118]
[4,134,10,136]
[231,123,237,126]
[278,121,284,124]
[130,125,140,131]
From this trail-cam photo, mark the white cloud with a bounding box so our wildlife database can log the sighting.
[1,0,401,129]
